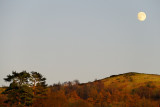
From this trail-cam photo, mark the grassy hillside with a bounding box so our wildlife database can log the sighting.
[101,72,160,92]
[1,72,160,107]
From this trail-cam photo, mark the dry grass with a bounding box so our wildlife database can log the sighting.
[101,72,160,92]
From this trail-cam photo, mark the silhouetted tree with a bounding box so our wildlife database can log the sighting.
[73,80,80,85]
[2,71,47,106]
[30,71,47,98]
[2,71,33,106]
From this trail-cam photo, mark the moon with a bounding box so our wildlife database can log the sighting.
[138,12,146,21]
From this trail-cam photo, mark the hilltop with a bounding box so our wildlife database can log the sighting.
[102,72,160,92]
[81,72,160,92]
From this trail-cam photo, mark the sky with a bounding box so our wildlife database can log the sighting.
[0,0,160,86]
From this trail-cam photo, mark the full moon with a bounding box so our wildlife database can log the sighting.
[138,12,146,21]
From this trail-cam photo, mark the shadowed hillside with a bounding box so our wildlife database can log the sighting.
[1,72,160,107]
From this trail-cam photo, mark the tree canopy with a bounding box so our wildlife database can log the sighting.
[2,71,47,106]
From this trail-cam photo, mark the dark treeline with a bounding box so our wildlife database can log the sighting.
[1,71,160,107]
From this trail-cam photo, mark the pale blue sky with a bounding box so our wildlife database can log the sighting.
[0,0,160,86]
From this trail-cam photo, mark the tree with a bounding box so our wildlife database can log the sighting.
[4,71,30,86]
[2,71,47,106]
[73,80,80,85]
[30,71,47,98]
[2,71,33,106]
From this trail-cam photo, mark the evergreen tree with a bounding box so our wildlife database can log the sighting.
[30,71,47,98]
[2,71,33,106]
[2,71,47,106]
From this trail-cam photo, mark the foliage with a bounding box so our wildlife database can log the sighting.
[1,72,160,106]
[2,71,47,106]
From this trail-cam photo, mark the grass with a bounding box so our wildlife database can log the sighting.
[100,72,160,92]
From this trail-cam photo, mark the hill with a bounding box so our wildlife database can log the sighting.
[81,72,160,93]
[46,72,160,107]
[102,72,160,92]
[1,72,160,107]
